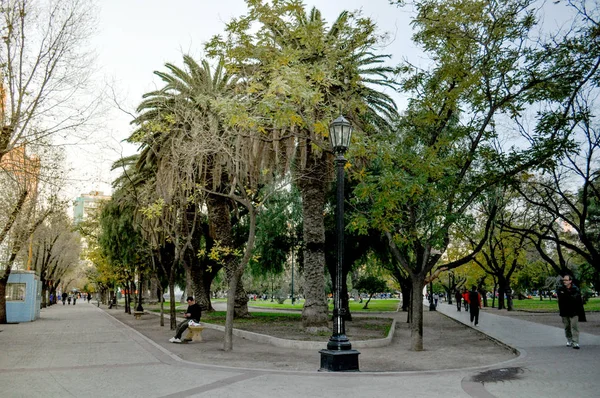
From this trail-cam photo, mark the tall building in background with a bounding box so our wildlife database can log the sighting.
[73,191,111,225]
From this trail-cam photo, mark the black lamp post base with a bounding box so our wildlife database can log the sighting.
[319,349,360,372]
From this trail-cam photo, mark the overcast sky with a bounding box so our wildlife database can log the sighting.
[65,0,571,200]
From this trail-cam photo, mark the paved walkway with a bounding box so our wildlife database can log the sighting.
[0,301,598,397]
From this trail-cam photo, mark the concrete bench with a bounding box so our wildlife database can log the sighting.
[133,311,144,320]
[185,325,204,342]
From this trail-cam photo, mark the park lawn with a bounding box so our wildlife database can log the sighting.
[150,298,400,312]
[246,298,399,312]
[203,311,301,324]
[510,297,600,312]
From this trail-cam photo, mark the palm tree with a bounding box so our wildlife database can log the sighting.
[206,1,398,330]
[129,56,252,319]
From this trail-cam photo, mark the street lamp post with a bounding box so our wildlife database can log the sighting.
[291,233,295,305]
[136,272,144,313]
[319,115,360,372]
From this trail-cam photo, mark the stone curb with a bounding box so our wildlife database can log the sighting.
[144,310,395,349]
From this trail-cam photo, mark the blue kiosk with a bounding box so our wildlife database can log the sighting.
[6,270,41,323]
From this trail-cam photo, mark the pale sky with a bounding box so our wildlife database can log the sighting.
[65,0,571,200]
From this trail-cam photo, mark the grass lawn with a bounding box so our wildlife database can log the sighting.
[504,297,600,312]
[245,298,400,312]
[202,311,301,324]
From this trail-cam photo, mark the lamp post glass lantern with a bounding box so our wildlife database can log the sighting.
[319,115,360,372]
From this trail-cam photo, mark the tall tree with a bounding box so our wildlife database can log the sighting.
[130,56,251,322]
[206,0,397,330]
[352,0,600,350]
[511,94,600,274]
[31,211,81,308]
[0,0,99,161]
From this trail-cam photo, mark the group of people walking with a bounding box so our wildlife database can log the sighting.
[454,286,482,325]
[60,292,92,305]
[451,275,585,349]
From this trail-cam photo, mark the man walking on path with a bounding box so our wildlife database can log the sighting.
[62,292,67,305]
[454,290,462,311]
[558,275,583,349]
[469,286,482,326]
[169,296,202,343]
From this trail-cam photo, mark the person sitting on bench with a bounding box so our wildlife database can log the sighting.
[169,296,202,343]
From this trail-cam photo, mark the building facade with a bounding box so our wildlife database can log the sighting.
[73,190,111,224]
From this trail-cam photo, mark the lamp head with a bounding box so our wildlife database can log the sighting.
[329,115,353,155]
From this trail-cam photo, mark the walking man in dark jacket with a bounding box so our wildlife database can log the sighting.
[454,291,462,311]
[169,297,202,343]
[557,275,583,349]
[468,286,482,326]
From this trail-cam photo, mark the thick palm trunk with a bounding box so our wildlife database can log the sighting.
[298,153,329,331]
[191,265,216,312]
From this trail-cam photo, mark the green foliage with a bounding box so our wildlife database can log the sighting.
[354,275,388,295]
[248,187,300,276]
[350,0,598,275]
[98,200,146,270]
[205,0,397,145]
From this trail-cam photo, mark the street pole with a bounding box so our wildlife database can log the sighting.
[291,235,295,305]
[319,115,359,372]
[136,272,144,312]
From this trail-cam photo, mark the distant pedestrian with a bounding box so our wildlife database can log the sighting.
[462,289,470,312]
[434,293,439,307]
[67,295,72,305]
[469,286,482,326]
[87,293,91,303]
[169,297,202,343]
[557,275,583,349]
[62,292,67,305]
[73,295,77,305]
[455,291,462,311]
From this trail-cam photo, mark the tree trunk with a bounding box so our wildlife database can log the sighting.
[206,196,249,317]
[191,265,216,312]
[223,270,242,351]
[0,252,18,324]
[298,153,329,331]
[41,284,47,308]
[168,265,177,330]
[497,278,507,310]
[410,277,424,351]
[0,280,7,324]
[183,262,193,299]
[326,257,353,321]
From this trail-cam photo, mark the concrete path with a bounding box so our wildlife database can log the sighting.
[0,301,598,397]
[436,302,600,398]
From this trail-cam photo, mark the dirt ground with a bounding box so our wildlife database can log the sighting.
[108,306,519,372]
